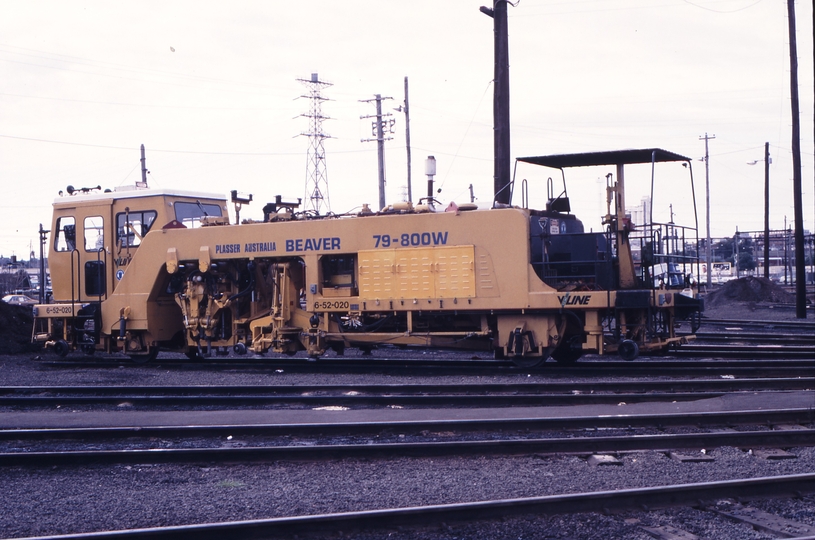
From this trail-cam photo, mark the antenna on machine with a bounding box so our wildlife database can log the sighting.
[139,144,149,188]
[297,73,333,215]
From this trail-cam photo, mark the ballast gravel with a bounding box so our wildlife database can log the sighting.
[1,352,814,539]
[2,447,814,539]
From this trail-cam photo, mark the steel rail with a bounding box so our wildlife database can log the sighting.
[2,408,812,442]
[1,377,813,398]
[36,356,516,369]
[674,344,814,359]
[35,356,814,373]
[698,318,815,330]
[2,428,815,467]
[12,474,815,540]
[570,362,814,378]
[679,344,813,353]
[0,390,731,408]
[693,332,815,345]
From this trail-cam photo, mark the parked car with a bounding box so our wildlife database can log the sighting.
[1,294,37,307]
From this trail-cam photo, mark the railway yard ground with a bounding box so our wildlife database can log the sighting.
[0,278,814,539]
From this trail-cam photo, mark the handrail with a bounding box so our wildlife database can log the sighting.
[94,247,107,301]
[69,247,80,346]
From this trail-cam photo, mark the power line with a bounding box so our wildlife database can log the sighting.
[0,91,277,110]
[0,44,285,92]
[0,134,373,156]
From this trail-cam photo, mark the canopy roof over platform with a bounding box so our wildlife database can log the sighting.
[517,149,691,169]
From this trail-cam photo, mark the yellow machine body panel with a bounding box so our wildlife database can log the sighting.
[358,245,475,300]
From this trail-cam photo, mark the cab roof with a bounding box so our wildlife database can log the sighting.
[52,187,226,206]
[517,148,691,169]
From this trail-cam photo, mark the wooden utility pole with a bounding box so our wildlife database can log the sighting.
[375,96,386,211]
[403,77,412,203]
[360,94,394,210]
[38,223,49,305]
[786,0,806,318]
[480,1,512,206]
[699,133,715,288]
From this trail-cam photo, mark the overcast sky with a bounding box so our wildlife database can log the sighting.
[1,0,812,258]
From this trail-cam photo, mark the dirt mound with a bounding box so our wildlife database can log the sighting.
[0,302,39,354]
[704,276,796,308]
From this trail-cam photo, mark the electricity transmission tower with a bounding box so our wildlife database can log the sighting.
[297,73,332,215]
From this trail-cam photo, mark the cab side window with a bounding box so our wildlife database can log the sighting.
[54,216,76,252]
[84,216,105,251]
[175,201,223,228]
[117,211,157,248]
[85,260,106,296]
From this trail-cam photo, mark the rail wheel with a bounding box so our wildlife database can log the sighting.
[510,355,545,368]
[550,335,584,364]
[130,347,159,364]
[689,311,702,333]
[618,339,639,361]
[52,339,70,358]
[550,347,582,364]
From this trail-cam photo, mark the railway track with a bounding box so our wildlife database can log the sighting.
[3,426,814,467]
[3,394,813,538]
[1,377,812,408]
[28,317,812,370]
[695,317,815,332]
[4,336,813,539]
[673,343,814,359]
[35,355,515,371]
[693,331,815,345]
[6,474,813,540]
[2,407,813,442]
[34,355,815,376]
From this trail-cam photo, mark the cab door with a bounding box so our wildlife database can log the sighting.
[82,214,107,300]
[50,212,79,302]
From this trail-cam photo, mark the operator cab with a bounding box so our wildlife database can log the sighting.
[517,149,703,294]
[47,184,227,304]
